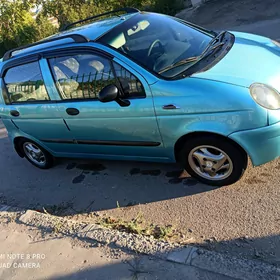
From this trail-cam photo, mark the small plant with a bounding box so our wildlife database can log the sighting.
[153,224,174,239]
[116,201,120,208]
[98,212,179,241]
[53,220,64,234]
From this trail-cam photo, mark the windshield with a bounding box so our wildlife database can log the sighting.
[98,13,214,78]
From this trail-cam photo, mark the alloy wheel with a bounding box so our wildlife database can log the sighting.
[188,145,233,181]
[23,142,46,167]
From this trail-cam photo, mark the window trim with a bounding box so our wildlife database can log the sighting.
[0,53,41,78]
[112,60,146,99]
[46,48,146,102]
[42,46,113,60]
[0,79,11,105]
[2,59,51,105]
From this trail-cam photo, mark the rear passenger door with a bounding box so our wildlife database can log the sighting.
[46,50,164,158]
[1,59,74,153]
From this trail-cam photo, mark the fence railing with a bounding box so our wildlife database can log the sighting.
[58,70,115,99]
[57,69,141,99]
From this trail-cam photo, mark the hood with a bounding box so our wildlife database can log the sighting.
[191,31,280,91]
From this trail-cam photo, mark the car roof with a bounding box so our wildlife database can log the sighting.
[1,12,138,63]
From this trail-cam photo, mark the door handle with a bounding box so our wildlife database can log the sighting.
[66,108,80,116]
[162,104,180,110]
[10,110,20,117]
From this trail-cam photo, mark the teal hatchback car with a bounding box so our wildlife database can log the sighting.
[1,8,280,186]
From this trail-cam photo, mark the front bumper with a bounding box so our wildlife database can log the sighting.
[229,121,280,166]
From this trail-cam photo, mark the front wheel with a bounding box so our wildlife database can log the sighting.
[180,136,248,186]
[20,139,54,169]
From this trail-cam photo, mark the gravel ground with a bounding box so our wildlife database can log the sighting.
[18,209,182,260]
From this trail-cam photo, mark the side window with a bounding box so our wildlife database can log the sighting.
[4,61,49,103]
[113,62,145,98]
[49,54,116,100]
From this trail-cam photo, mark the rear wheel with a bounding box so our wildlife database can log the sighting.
[180,136,247,186]
[20,139,54,169]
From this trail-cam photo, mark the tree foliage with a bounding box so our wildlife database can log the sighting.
[0,0,57,57]
[0,0,183,57]
[34,0,156,28]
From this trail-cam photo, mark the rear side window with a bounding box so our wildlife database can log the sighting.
[4,61,49,103]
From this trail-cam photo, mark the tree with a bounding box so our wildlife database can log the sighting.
[34,0,104,29]
[34,13,57,40]
[0,0,57,57]
[0,0,33,50]
[35,0,153,29]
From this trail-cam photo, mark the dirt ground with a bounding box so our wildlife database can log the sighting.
[177,0,280,29]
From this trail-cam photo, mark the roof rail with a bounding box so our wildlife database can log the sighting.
[2,34,90,62]
[62,7,140,31]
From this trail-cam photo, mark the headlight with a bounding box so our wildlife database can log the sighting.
[271,40,280,48]
[250,83,280,110]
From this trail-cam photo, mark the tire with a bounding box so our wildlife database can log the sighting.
[19,139,54,169]
[179,136,248,186]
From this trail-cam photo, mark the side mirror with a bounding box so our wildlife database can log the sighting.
[98,84,118,103]
[98,84,130,107]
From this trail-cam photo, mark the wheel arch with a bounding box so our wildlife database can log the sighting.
[13,136,53,158]
[13,136,27,158]
[174,131,248,164]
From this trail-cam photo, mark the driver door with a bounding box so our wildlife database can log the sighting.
[47,50,164,158]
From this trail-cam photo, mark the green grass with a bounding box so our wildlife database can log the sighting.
[98,212,179,241]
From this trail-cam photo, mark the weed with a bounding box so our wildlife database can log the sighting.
[98,212,179,241]
[116,201,120,208]
[153,224,174,239]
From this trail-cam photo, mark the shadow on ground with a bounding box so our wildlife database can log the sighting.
[44,257,224,280]
[32,157,218,214]
[0,135,217,215]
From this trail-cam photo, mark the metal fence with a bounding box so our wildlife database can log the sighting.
[58,70,115,99]
[57,68,142,100]
[14,80,45,94]
[7,80,48,102]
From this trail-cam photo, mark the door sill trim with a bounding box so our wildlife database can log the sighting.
[41,139,161,147]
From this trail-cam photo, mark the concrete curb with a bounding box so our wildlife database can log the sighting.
[1,205,280,280]
[167,247,280,280]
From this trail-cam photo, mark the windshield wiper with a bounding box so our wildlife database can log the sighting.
[159,42,224,74]
[158,31,228,75]
[200,42,225,60]
[158,56,199,74]
[201,31,227,57]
